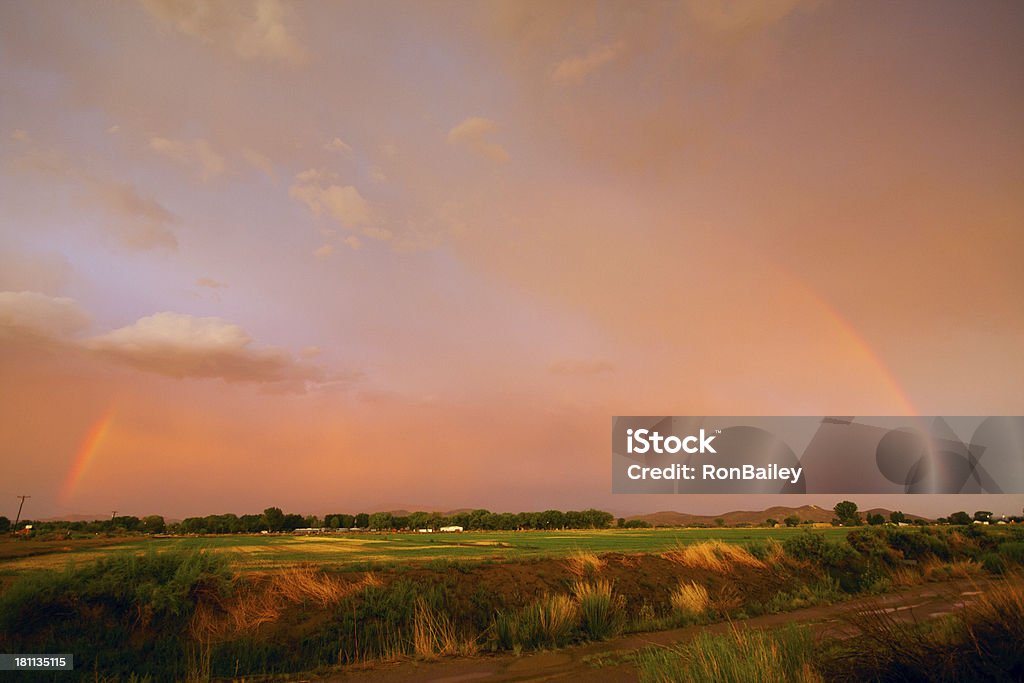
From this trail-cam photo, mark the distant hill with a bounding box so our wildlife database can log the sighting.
[628,504,931,527]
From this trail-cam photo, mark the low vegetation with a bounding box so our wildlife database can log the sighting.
[2,524,1024,680]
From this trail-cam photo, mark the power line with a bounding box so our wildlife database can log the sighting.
[14,495,30,528]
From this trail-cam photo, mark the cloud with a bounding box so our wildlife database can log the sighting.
[8,134,179,250]
[447,117,509,162]
[142,0,308,64]
[149,136,226,180]
[0,291,91,341]
[84,180,179,250]
[86,312,324,386]
[548,359,615,376]
[551,41,624,84]
[313,243,334,259]
[325,137,352,154]
[241,147,274,177]
[343,235,362,250]
[289,169,374,229]
[11,129,32,143]
[196,277,227,289]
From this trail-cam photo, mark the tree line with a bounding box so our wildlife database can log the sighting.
[2,507,617,535]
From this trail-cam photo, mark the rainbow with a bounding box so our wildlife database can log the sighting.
[60,408,115,503]
[780,267,918,416]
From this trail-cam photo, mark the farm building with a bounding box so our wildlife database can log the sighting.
[439,525,464,532]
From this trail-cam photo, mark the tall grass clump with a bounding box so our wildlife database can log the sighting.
[825,577,1024,681]
[637,624,820,683]
[571,579,621,640]
[492,594,578,650]
[670,581,710,617]
[412,598,476,659]
[565,550,605,578]
[663,541,764,574]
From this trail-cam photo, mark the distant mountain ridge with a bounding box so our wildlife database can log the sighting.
[628,505,930,526]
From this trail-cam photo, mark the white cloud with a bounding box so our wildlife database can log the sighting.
[551,41,624,85]
[0,291,91,340]
[11,129,32,143]
[289,169,374,229]
[314,243,334,258]
[447,117,508,162]
[149,136,226,180]
[196,277,227,289]
[325,137,353,154]
[343,235,362,250]
[86,312,323,385]
[142,0,308,64]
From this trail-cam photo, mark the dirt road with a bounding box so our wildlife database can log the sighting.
[330,577,1003,682]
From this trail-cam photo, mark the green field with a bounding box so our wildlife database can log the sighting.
[0,527,851,573]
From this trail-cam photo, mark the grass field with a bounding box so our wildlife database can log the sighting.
[0,527,851,573]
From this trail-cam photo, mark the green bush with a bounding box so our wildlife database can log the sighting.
[981,553,1007,575]
[0,550,230,681]
[998,541,1024,565]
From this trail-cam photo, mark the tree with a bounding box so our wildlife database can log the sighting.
[368,512,393,530]
[765,518,778,527]
[714,517,726,527]
[617,517,626,528]
[354,513,369,528]
[0,516,9,533]
[261,507,285,532]
[867,513,885,526]
[974,511,993,523]
[282,514,305,531]
[784,515,800,527]
[949,511,971,525]
[833,501,861,526]
[889,511,906,525]
[141,515,166,534]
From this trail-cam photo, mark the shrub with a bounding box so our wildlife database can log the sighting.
[571,579,622,640]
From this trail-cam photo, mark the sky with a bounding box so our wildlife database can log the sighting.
[1,0,1022,520]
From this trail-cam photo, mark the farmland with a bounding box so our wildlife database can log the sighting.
[0,526,851,574]
[2,524,1023,681]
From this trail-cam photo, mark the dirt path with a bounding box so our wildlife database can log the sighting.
[329,577,1005,682]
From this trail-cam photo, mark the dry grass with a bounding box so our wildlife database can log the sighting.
[670,580,710,615]
[413,598,477,659]
[890,566,922,587]
[565,550,605,578]
[662,541,765,574]
[948,560,980,578]
[191,567,379,641]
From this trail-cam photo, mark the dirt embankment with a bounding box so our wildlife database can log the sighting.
[335,576,1011,683]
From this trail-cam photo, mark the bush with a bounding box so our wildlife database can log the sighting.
[571,579,621,640]
[0,550,230,680]
[998,541,1024,565]
[981,553,1007,575]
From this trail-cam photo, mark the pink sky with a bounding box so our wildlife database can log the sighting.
[1,1,1022,519]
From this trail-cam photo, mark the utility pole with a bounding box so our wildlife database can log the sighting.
[14,495,30,528]
[111,511,118,521]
